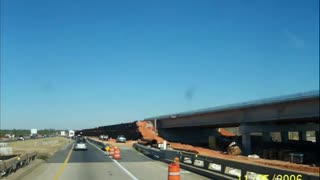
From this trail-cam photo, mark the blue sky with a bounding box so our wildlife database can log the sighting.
[1,0,319,130]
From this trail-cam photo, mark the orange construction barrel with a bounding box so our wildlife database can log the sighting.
[109,147,115,157]
[114,148,121,160]
[168,163,180,180]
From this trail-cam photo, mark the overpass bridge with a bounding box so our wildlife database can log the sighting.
[145,91,320,154]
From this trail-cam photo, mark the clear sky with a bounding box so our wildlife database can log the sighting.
[1,0,319,130]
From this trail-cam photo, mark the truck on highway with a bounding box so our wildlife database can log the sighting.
[68,130,75,138]
[30,129,38,139]
[30,129,37,136]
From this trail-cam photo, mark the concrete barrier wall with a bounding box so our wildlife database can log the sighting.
[132,143,319,180]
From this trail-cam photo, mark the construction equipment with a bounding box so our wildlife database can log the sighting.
[227,142,241,156]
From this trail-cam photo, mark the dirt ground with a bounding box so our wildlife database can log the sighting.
[136,121,320,175]
[8,137,70,160]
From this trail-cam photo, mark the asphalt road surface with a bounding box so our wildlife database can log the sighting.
[22,141,209,180]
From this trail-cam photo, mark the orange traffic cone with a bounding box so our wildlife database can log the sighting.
[114,148,121,160]
[168,163,180,180]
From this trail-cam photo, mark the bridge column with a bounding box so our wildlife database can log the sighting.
[242,133,252,155]
[299,131,307,141]
[281,131,288,142]
[240,123,252,155]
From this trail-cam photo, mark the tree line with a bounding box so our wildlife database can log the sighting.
[0,129,67,137]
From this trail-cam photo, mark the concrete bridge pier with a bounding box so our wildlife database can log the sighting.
[239,123,253,155]
[299,131,307,141]
[241,132,252,155]
[281,131,289,142]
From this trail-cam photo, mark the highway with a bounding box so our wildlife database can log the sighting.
[22,140,209,180]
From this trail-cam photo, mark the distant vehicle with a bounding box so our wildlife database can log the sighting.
[5,134,14,139]
[30,134,37,139]
[18,135,25,141]
[74,139,87,151]
[30,129,37,136]
[69,130,75,138]
[37,134,44,138]
[116,135,126,143]
[60,131,66,136]
[99,135,108,141]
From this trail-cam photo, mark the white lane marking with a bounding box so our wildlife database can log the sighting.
[87,140,139,180]
[111,158,139,180]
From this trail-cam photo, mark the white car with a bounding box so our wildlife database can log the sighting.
[18,135,25,141]
[116,135,126,143]
[74,139,87,151]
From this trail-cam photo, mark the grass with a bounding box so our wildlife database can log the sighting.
[36,153,50,161]
[8,137,70,161]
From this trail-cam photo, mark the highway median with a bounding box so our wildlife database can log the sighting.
[0,137,71,179]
